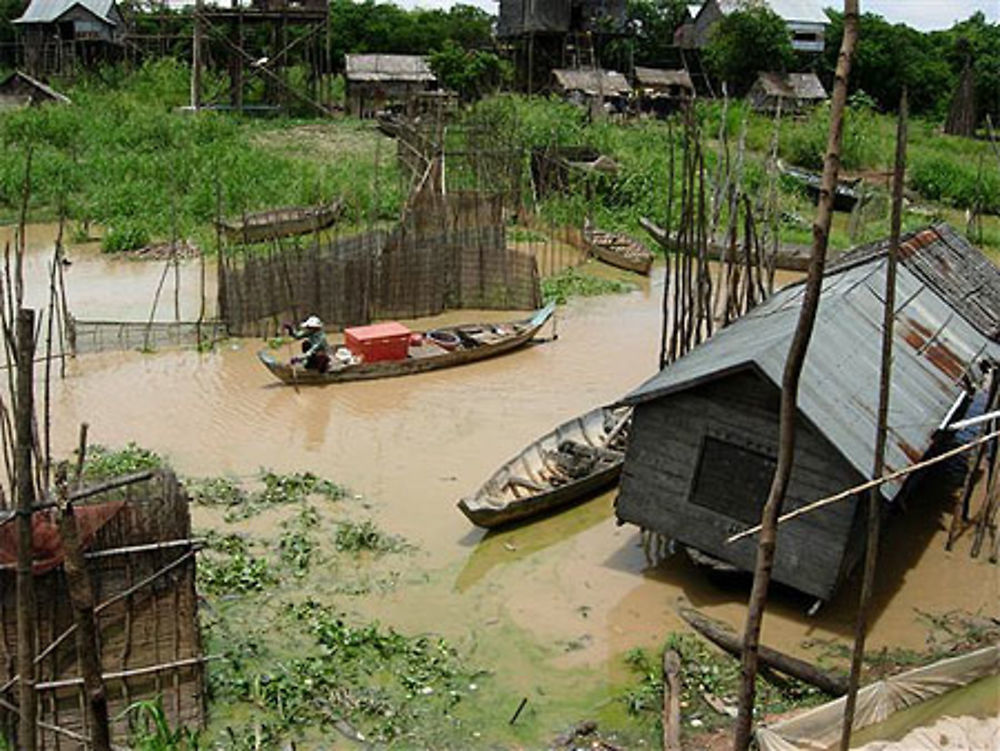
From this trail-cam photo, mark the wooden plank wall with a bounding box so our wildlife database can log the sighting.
[616,369,865,600]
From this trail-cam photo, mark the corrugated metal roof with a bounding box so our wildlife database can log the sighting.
[0,70,72,104]
[344,54,435,83]
[717,0,829,24]
[832,224,1000,342]
[623,258,998,498]
[634,66,694,90]
[552,68,631,96]
[14,0,116,24]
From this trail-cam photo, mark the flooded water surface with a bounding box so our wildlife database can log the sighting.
[13,226,999,742]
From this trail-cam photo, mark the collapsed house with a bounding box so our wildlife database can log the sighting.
[344,54,437,119]
[615,225,1000,601]
[0,470,205,746]
[748,71,827,115]
[0,70,71,111]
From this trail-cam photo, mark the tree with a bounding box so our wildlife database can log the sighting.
[822,11,953,117]
[626,0,688,66]
[703,4,794,96]
[428,40,510,102]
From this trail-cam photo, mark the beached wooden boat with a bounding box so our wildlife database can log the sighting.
[257,303,556,385]
[583,225,654,275]
[458,405,631,528]
[218,199,344,244]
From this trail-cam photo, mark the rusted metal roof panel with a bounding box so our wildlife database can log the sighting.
[623,257,997,499]
[833,224,1000,341]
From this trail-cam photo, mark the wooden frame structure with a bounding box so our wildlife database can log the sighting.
[0,470,205,748]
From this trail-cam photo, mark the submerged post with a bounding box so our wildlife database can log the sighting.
[839,87,908,751]
[15,307,37,751]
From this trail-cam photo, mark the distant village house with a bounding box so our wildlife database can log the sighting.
[344,54,437,119]
[634,67,694,117]
[678,0,829,53]
[748,71,826,114]
[552,68,631,114]
[14,0,125,76]
[615,225,1000,602]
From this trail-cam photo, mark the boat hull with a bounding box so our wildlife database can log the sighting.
[458,405,631,528]
[219,200,344,244]
[258,303,556,385]
[584,229,654,275]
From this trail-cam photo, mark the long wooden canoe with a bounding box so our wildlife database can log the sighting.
[583,226,654,275]
[218,199,344,244]
[257,303,556,385]
[778,161,861,212]
[458,405,631,528]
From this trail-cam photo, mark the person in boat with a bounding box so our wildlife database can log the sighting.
[285,315,331,373]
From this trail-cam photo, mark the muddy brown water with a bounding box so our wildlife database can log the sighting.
[7,224,1000,738]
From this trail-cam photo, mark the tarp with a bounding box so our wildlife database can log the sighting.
[756,646,1000,751]
[0,502,125,574]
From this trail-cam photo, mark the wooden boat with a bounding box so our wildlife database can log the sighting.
[218,199,344,244]
[778,161,862,212]
[458,405,631,528]
[257,303,556,385]
[583,224,654,275]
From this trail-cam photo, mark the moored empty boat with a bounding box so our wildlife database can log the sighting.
[258,303,556,385]
[218,199,344,244]
[458,405,631,528]
[583,224,654,275]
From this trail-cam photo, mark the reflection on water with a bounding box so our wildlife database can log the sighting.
[9,224,999,710]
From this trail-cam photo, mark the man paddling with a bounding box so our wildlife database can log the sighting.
[285,315,331,373]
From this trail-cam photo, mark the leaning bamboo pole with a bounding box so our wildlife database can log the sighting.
[839,87,908,751]
[15,307,38,751]
[732,3,860,748]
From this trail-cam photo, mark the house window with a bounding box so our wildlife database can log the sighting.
[793,32,818,43]
[689,436,776,525]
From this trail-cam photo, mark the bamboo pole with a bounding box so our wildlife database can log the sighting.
[15,307,38,751]
[55,463,111,751]
[732,4,860,748]
[726,428,1000,544]
[839,87,907,751]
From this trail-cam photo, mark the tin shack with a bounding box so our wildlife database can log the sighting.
[344,54,437,119]
[615,225,1000,601]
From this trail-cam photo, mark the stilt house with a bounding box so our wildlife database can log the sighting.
[344,54,436,119]
[682,0,829,52]
[634,67,694,117]
[14,0,125,76]
[615,225,1000,601]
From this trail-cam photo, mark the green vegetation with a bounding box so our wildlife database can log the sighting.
[428,40,511,101]
[622,634,825,738]
[704,4,795,95]
[542,266,638,304]
[0,60,402,251]
[124,697,200,750]
[188,469,346,521]
[185,469,491,748]
[82,442,165,482]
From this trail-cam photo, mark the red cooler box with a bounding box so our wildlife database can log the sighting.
[344,321,412,362]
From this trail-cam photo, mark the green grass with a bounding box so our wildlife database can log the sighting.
[0,59,401,252]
